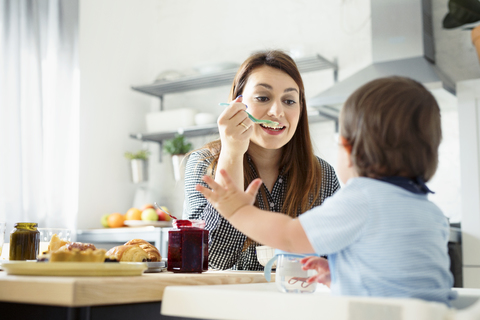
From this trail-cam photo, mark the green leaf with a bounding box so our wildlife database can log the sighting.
[124,149,150,160]
[443,0,480,29]
[163,134,193,155]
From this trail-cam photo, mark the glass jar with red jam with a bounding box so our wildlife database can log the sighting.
[167,219,208,273]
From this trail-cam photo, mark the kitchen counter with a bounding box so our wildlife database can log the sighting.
[162,283,480,320]
[0,269,271,320]
[76,227,171,254]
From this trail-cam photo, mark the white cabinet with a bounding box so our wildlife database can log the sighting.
[458,78,480,288]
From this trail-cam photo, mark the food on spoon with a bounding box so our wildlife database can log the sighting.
[124,239,161,262]
[105,245,149,262]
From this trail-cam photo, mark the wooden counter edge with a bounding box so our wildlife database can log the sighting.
[0,270,273,307]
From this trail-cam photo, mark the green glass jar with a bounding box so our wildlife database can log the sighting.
[9,223,40,260]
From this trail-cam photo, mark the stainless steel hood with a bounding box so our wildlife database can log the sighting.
[308,0,455,113]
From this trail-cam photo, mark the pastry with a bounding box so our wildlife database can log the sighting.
[50,248,106,262]
[105,245,149,262]
[38,234,105,262]
[47,234,70,253]
[124,239,161,262]
[62,242,97,251]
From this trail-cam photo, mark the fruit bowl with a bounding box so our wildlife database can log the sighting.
[256,245,276,268]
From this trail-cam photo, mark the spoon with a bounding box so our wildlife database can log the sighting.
[219,103,280,127]
[154,202,177,220]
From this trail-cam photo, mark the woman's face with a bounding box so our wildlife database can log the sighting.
[241,66,301,150]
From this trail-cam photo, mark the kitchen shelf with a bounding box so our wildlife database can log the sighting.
[131,54,337,97]
[130,113,333,144]
[130,124,219,142]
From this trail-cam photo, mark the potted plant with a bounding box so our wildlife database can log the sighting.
[124,149,150,184]
[442,0,480,63]
[163,134,193,181]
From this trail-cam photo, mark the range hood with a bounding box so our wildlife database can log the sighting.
[308,0,455,114]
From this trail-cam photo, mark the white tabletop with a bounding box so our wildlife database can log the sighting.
[161,283,480,320]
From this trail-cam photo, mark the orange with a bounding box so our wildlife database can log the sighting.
[125,208,142,220]
[107,213,125,228]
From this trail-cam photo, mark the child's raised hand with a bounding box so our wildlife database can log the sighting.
[301,256,331,288]
[196,169,262,219]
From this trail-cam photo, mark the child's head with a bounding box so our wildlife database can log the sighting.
[340,76,442,182]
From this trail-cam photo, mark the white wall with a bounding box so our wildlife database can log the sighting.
[78,0,478,228]
[78,0,160,229]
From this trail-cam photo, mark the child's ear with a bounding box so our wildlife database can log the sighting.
[340,136,354,168]
[339,136,352,155]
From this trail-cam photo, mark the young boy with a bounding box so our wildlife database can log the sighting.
[196,76,456,306]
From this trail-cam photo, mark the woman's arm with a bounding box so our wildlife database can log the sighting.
[215,96,253,190]
[183,150,212,220]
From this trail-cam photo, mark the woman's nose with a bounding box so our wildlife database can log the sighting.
[267,100,284,118]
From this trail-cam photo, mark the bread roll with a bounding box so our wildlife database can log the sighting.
[105,245,149,262]
[124,239,161,262]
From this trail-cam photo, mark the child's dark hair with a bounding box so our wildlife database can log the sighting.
[340,76,442,181]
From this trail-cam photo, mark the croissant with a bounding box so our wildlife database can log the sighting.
[124,239,161,262]
[105,245,149,262]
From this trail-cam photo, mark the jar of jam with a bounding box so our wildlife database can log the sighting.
[9,222,40,260]
[167,219,208,273]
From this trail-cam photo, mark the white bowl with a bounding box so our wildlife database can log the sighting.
[256,245,276,268]
[194,113,217,126]
[194,62,240,75]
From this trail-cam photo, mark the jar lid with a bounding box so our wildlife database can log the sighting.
[13,222,38,229]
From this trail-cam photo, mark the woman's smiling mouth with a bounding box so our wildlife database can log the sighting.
[260,123,286,134]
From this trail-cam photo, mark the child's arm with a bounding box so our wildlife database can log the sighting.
[196,169,315,253]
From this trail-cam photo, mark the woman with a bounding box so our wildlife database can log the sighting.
[183,50,339,270]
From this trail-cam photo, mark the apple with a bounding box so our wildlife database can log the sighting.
[141,204,155,211]
[141,208,158,221]
[156,209,171,221]
[160,206,171,214]
[101,214,110,228]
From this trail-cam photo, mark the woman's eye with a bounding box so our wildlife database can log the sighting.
[284,99,297,106]
[254,96,269,102]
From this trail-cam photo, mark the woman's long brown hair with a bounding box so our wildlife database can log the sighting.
[200,50,322,245]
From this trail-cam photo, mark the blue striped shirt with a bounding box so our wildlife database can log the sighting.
[299,177,456,305]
